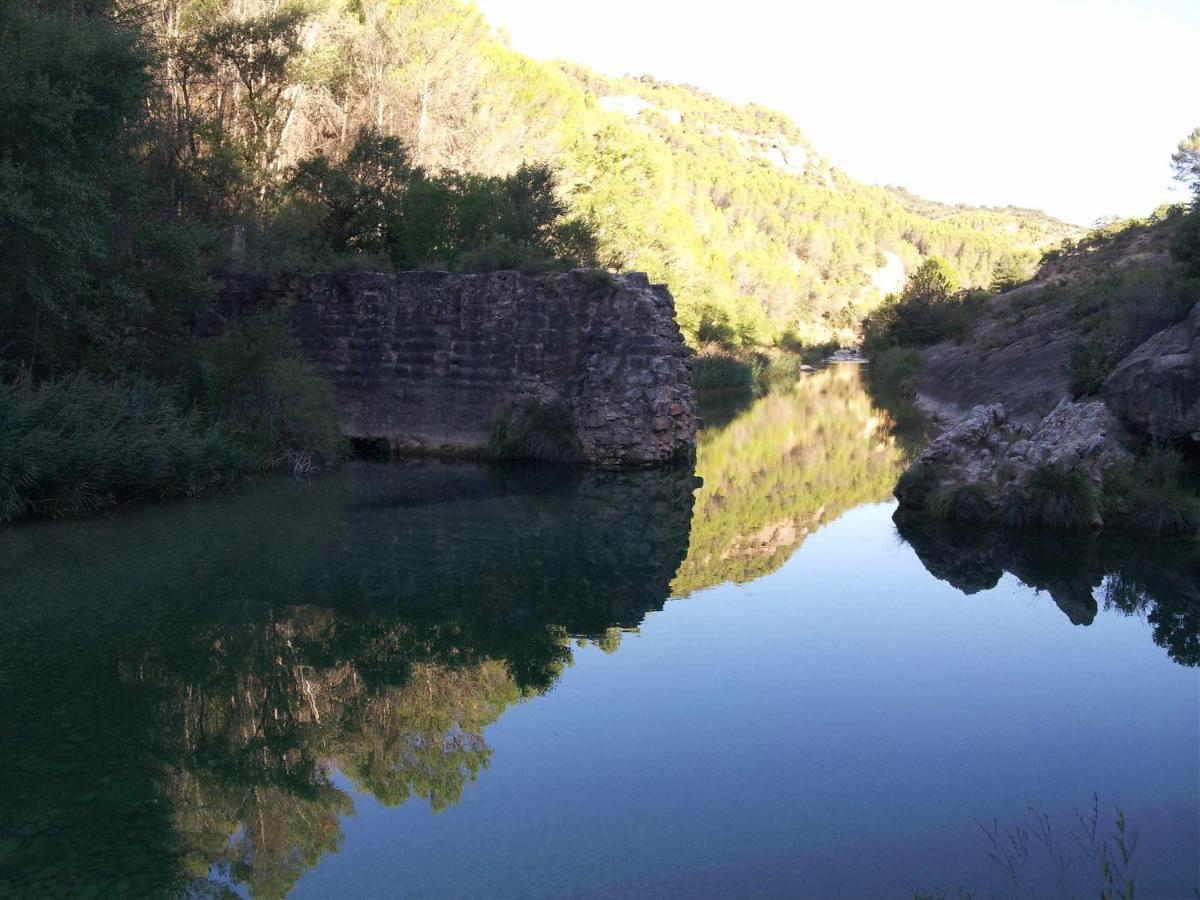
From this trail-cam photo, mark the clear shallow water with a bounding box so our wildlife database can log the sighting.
[0,366,1196,898]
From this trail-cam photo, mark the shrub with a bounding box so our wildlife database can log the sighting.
[926,482,992,522]
[894,463,942,511]
[1170,203,1200,277]
[487,398,581,463]
[452,236,558,275]
[187,318,341,472]
[1102,446,1200,536]
[1007,463,1098,531]
[0,374,243,522]
[1067,337,1114,398]
[691,349,754,393]
[576,268,616,296]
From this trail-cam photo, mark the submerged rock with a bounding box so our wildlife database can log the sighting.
[1105,301,1200,443]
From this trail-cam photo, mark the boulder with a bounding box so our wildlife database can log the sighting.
[1104,301,1200,442]
[895,400,1130,527]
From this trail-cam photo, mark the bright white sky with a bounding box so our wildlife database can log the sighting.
[475,0,1200,225]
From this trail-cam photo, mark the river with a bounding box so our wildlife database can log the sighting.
[0,364,1195,898]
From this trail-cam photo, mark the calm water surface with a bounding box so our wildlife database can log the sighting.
[1,366,1196,898]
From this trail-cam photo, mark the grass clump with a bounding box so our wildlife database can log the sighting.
[1006,463,1099,531]
[926,482,992,522]
[1102,445,1200,536]
[0,374,243,522]
[692,349,755,394]
[576,268,617,295]
[895,463,943,511]
[488,398,581,463]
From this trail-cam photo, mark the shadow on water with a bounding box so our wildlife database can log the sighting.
[0,461,698,898]
[895,514,1200,666]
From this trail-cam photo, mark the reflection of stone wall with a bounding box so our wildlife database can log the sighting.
[213,271,697,468]
[0,461,699,898]
[674,366,905,596]
[319,464,699,641]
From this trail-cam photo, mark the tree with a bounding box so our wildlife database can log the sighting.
[1171,127,1200,275]
[1171,127,1200,198]
[901,256,958,303]
[0,2,151,372]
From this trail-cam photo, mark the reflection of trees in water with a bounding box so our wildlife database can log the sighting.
[0,463,697,898]
[895,515,1200,666]
[675,366,907,596]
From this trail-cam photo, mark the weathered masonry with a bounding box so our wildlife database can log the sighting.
[214,270,698,468]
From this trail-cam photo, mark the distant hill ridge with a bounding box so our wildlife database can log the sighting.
[534,65,1080,345]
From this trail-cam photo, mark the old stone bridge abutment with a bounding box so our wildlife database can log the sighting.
[214,270,698,468]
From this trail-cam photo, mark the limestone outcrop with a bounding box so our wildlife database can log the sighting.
[894,400,1130,526]
[1104,301,1200,442]
[212,270,697,468]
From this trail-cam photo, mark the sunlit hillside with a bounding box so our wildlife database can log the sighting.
[100,0,1074,350]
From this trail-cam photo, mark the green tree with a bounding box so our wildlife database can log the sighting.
[0,2,150,372]
[1170,127,1200,197]
[1171,127,1200,276]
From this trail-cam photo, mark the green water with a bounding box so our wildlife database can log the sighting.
[0,366,1195,898]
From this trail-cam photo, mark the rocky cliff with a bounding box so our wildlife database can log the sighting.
[213,270,698,468]
[891,218,1200,535]
[1105,301,1200,442]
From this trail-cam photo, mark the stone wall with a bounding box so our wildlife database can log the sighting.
[213,270,697,467]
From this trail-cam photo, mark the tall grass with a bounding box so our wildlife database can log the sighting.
[1005,463,1100,531]
[0,374,243,522]
[1102,445,1200,536]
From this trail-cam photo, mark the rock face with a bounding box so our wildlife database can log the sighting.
[213,270,698,468]
[914,283,1074,426]
[894,400,1130,526]
[1105,301,1200,442]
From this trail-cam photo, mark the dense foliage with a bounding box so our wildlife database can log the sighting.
[862,257,986,350]
[0,0,1076,518]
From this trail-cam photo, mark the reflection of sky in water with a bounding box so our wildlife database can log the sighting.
[296,501,1198,899]
[0,369,1196,898]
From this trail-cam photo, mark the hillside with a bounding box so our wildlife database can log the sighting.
[85,0,1075,350]
[555,73,1079,346]
[912,211,1194,423]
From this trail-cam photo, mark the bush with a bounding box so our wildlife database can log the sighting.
[1067,337,1114,398]
[187,318,341,472]
[1171,204,1200,277]
[691,349,754,393]
[926,482,992,522]
[894,463,942,511]
[487,398,581,463]
[0,374,243,522]
[1007,463,1098,531]
[1102,446,1200,536]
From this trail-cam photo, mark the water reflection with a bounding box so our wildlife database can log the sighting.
[1,367,1195,899]
[0,464,696,898]
[675,365,907,595]
[895,515,1200,666]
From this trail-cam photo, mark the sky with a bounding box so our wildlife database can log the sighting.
[474,0,1200,225]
